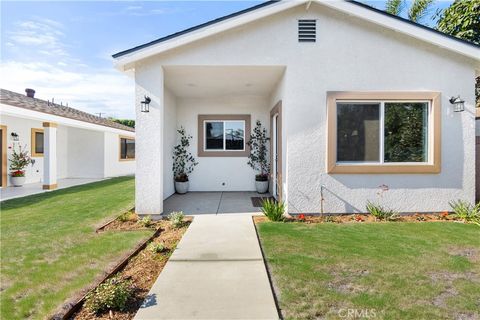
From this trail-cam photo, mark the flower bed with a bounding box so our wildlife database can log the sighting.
[69,214,191,320]
[254,212,460,224]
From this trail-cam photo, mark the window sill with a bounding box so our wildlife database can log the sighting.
[119,158,135,162]
[328,163,440,174]
[198,150,249,157]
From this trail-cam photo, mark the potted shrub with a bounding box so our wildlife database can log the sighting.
[9,145,32,187]
[247,120,270,193]
[172,127,198,194]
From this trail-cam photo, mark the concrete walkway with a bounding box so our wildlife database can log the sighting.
[134,214,279,320]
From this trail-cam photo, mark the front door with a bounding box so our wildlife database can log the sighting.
[270,102,282,201]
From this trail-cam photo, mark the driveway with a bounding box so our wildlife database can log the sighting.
[134,214,279,320]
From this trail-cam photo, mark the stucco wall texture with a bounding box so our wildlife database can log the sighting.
[133,3,477,214]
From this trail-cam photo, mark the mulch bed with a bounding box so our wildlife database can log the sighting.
[96,210,156,232]
[67,214,191,320]
[254,212,461,224]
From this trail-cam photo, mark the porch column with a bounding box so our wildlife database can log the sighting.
[42,122,57,190]
[134,64,164,216]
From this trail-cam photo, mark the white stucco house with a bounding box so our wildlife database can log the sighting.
[113,0,479,215]
[0,88,135,191]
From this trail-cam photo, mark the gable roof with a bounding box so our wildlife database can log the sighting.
[0,89,135,132]
[113,0,480,71]
[112,0,281,59]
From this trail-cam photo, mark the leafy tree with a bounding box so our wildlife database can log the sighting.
[110,118,135,128]
[436,0,480,45]
[384,103,428,162]
[436,0,480,108]
[246,120,270,181]
[172,127,198,182]
[385,0,435,23]
[9,144,32,174]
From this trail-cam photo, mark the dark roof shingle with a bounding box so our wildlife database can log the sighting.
[0,89,134,132]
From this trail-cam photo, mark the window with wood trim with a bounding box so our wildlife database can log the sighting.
[119,136,135,160]
[31,128,44,157]
[198,115,251,157]
[327,92,441,174]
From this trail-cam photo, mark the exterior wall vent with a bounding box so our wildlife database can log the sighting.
[298,19,316,42]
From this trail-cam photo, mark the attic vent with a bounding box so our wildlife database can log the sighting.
[298,19,316,42]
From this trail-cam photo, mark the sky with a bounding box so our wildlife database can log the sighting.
[1,0,453,119]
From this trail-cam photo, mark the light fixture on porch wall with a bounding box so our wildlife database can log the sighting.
[449,95,465,112]
[140,95,151,113]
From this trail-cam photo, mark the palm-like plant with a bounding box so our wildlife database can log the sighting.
[385,0,435,23]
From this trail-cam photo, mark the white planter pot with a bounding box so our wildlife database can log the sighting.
[255,180,269,194]
[175,181,189,194]
[10,176,26,187]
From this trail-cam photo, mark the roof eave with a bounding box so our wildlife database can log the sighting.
[328,1,480,61]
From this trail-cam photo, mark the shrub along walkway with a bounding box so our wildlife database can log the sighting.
[134,214,279,320]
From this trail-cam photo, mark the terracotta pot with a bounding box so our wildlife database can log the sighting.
[175,181,189,194]
[10,176,26,187]
[255,180,269,194]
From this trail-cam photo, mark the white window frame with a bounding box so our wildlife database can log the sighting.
[335,100,432,165]
[203,120,246,152]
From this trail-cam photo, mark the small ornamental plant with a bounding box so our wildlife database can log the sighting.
[168,211,185,228]
[118,211,135,222]
[439,211,450,220]
[84,277,133,314]
[324,215,337,223]
[353,214,365,222]
[366,201,399,221]
[172,127,198,182]
[297,214,306,221]
[247,120,270,181]
[10,170,25,177]
[9,145,32,177]
[449,200,480,226]
[138,215,153,228]
[261,199,285,222]
[414,213,427,221]
[148,242,166,254]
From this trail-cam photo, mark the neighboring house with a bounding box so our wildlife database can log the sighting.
[113,0,480,215]
[477,108,480,202]
[0,88,135,189]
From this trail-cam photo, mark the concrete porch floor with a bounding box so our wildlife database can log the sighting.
[162,191,270,215]
[0,178,105,201]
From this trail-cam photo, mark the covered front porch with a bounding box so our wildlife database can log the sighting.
[163,191,272,215]
[135,65,286,216]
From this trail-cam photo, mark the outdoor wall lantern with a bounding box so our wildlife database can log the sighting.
[449,95,465,112]
[10,132,19,141]
[140,95,151,113]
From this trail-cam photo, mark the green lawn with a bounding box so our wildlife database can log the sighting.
[0,176,152,320]
[257,222,480,320]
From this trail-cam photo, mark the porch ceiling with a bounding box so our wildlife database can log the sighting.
[163,66,285,98]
